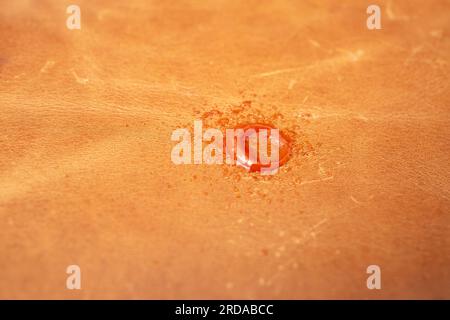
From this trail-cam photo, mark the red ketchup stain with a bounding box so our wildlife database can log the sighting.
[225,123,292,173]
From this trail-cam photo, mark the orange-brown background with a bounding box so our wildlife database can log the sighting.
[0,0,449,299]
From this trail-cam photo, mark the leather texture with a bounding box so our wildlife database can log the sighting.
[0,0,449,299]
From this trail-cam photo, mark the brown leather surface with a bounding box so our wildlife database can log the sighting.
[0,0,449,299]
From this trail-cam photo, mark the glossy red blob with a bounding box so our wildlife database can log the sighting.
[225,123,292,173]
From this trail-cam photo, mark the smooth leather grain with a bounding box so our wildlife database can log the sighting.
[0,0,449,299]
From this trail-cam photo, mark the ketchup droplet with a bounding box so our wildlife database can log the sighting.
[225,123,292,173]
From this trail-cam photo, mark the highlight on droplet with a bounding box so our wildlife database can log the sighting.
[226,123,292,174]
